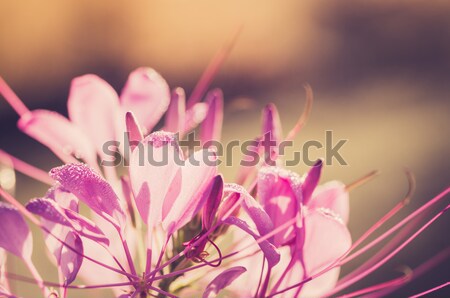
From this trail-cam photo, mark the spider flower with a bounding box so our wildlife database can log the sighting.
[0,68,448,298]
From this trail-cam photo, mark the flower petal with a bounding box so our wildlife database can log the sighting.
[0,202,32,260]
[200,89,223,144]
[261,104,283,165]
[67,74,121,160]
[307,181,350,224]
[202,266,247,298]
[202,175,224,230]
[162,149,218,234]
[58,231,83,285]
[125,111,143,152]
[183,102,208,134]
[50,163,125,229]
[18,110,97,168]
[301,208,351,274]
[27,197,109,245]
[164,88,186,134]
[302,159,323,205]
[120,68,170,133]
[224,183,274,236]
[258,167,301,246]
[129,132,182,228]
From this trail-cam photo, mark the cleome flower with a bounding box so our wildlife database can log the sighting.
[0,64,448,298]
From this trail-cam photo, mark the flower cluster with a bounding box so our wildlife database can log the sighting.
[0,66,448,298]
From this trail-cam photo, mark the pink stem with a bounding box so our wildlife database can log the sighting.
[326,204,449,296]
[0,77,30,116]
[368,246,450,297]
[186,27,241,109]
[148,285,178,298]
[0,149,54,185]
[409,281,450,298]
[24,259,48,297]
[6,272,135,289]
[337,273,409,298]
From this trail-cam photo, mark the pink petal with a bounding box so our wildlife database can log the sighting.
[261,104,283,165]
[258,167,301,246]
[67,74,121,160]
[261,103,282,143]
[129,132,182,228]
[164,88,186,133]
[57,231,83,285]
[18,110,97,167]
[183,102,208,134]
[224,216,280,268]
[120,68,170,133]
[26,198,71,226]
[125,111,143,152]
[27,198,109,245]
[40,187,83,285]
[0,202,32,260]
[202,266,247,298]
[50,163,125,229]
[46,186,79,211]
[162,149,218,234]
[200,89,223,144]
[224,183,274,236]
[202,175,224,230]
[301,208,351,274]
[302,159,323,205]
[307,181,350,224]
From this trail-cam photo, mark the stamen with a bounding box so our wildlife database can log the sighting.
[187,26,242,108]
[371,247,450,297]
[5,272,136,289]
[409,281,450,298]
[285,84,314,141]
[345,170,416,256]
[0,149,54,185]
[327,204,449,296]
[345,170,380,192]
[200,238,223,267]
[336,267,412,298]
[0,77,30,116]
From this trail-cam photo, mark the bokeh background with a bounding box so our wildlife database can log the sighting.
[1,1,449,297]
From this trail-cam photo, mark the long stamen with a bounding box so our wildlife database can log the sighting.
[5,272,136,289]
[326,204,449,296]
[0,77,30,116]
[336,267,412,298]
[0,149,54,185]
[369,246,450,297]
[119,233,138,277]
[285,84,314,141]
[148,285,178,298]
[409,281,450,298]
[187,26,242,109]
[24,258,49,297]
[343,170,415,260]
[345,170,381,192]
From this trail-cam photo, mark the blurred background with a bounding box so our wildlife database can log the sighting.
[1,1,449,297]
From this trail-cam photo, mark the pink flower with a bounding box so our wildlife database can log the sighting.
[0,68,448,298]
